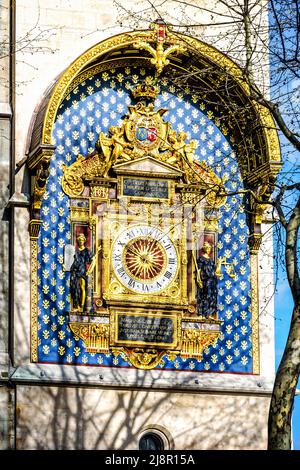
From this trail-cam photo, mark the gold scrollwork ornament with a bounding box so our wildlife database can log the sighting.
[109,280,124,295]
[124,348,167,369]
[69,322,110,353]
[181,330,220,360]
[168,283,180,298]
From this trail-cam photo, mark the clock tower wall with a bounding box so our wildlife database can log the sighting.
[7,21,280,450]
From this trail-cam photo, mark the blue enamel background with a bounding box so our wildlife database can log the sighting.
[37,66,252,373]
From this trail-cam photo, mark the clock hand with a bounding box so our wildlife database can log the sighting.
[127,240,159,263]
[146,237,160,261]
[125,245,142,257]
[148,264,157,278]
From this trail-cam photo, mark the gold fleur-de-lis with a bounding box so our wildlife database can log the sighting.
[133,40,186,75]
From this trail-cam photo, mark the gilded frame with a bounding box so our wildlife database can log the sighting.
[29,30,278,373]
[111,310,180,349]
[102,213,187,307]
[118,175,172,202]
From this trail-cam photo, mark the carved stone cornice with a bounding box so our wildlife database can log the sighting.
[244,161,282,187]
[27,144,56,212]
[27,144,56,171]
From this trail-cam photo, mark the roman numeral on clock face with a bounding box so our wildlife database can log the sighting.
[117,267,126,277]
[164,271,172,279]
[128,230,136,238]
[128,278,136,288]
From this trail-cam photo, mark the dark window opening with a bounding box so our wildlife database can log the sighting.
[139,432,165,450]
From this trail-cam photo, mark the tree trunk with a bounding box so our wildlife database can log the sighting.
[268,307,300,449]
[268,196,300,449]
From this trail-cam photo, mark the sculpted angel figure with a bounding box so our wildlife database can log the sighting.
[184,139,197,164]
[97,126,133,177]
[174,132,194,171]
[165,130,197,179]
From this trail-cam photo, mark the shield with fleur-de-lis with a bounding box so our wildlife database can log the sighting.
[136,126,157,142]
[125,104,169,153]
[136,126,148,141]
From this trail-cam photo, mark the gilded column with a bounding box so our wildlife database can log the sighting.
[250,252,260,374]
[29,220,41,362]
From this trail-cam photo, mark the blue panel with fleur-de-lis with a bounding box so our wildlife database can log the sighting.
[37,66,253,373]
[136,126,148,141]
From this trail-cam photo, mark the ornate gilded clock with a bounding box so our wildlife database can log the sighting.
[103,209,186,307]
[60,74,225,368]
[112,224,178,294]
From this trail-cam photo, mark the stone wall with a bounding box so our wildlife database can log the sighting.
[16,385,270,450]
[0,121,10,369]
[0,0,10,372]
[0,386,14,450]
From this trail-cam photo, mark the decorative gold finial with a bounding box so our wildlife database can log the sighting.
[133,20,186,75]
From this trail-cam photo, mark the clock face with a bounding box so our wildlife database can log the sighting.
[112,225,178,294]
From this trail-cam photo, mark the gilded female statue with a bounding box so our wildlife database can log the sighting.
[196,241,220,318]
[70,234,99,312]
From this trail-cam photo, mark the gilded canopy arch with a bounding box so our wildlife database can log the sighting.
[26,23,282,372]
[28,26,281,189]
[27,26,281,256]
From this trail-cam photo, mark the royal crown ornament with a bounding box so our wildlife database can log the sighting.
[131,76,159,101]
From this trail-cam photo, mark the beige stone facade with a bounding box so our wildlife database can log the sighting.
[16,386,269,450]
[0,0,275,450]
